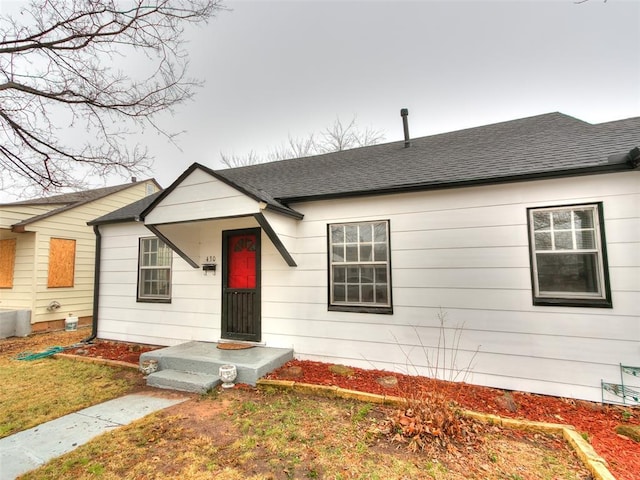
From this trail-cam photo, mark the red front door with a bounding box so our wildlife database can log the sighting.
[228,234,256,289]
[222,228,261,342]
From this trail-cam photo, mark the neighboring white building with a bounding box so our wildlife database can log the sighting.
[90,113,640,403]
[0,179,160,332]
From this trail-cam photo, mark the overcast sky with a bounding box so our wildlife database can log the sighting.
[3,0,640,199]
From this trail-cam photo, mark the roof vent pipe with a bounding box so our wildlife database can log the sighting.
[400,108,410,148]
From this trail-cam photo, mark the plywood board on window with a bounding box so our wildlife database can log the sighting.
[0,238,16,288]
[48,238,76,288]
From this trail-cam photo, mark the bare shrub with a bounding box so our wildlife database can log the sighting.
[380,388,483,453]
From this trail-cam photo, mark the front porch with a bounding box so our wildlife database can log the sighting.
[140,341,294,393]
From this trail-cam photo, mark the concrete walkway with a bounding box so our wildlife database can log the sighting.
[0,393,187,479]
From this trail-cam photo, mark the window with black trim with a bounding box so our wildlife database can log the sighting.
[328,220,392,313]
[527,203,611,307]
[138,237,172,302]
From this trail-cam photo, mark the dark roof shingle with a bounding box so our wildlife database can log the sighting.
[93,113,639,224]
[88,192,162,225]
[217,112,639,202]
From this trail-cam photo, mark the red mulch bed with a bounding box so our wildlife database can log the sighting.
[65,340,160,365]
[266,359,640,480]
[67,341,639,480]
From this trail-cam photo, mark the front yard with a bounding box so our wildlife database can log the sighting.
[0,329,596,479]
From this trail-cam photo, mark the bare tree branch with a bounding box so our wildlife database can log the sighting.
[220,116,385,168]
[0,0,224,197]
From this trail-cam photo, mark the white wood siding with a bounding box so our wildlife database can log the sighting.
[262,209,300,259]
[145,168,260,225]
[97,218,257,345]
[98,172,639,402]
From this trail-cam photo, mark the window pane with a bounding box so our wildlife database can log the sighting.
[374,244,387,261]
[345,245,358,262]
[141,269,170,296]
[333,266,346,283]
[534,232,552,250]
[139,238,171,299]
[361,266,374,283]
[536,253,599,294]
[374,223,386,242]
[576,231,595,250]
[361,285,374,303]
[331,226,344,244]
[142,249,151,266]
[573,209,594,229]
[347,285,360,302]
[359,224,372,242]
[375,266,387,283]
[360,244,372,261]
[328,221,391,309]
[554,231,573,250]
[158,244,172,266]
[375,284,388,304]
[553,211,571,230]
[347,267,359,283]
[533,212,550,231]
[345,225,357,242]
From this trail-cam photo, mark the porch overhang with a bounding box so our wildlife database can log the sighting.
[146,212,298,268]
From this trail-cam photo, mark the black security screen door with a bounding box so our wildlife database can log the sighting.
[221,228,261,342]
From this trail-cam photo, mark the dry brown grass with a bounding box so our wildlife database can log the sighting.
[0,328,143,438]
[20,388,591,480]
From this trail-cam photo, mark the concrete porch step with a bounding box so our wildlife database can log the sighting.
[146,369,220,394]
[140,341,294,392]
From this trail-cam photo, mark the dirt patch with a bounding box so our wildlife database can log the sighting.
[141,390,593,479]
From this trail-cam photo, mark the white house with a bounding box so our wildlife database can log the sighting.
[89,112,640,403]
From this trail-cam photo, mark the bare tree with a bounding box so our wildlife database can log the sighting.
[316,116,383,153]
[220,116,385,168]
[0,0,223,197]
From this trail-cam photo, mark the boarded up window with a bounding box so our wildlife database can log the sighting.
[48,238,76,288]
[0,238,16,288]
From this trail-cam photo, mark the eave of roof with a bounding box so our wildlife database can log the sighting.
[88,192,162,226]
[279,156,637,204]
[6,179,161,230]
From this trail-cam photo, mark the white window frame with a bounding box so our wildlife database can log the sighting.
[137,237,172,302]
[527,203,611,307]
[328,220,392,313]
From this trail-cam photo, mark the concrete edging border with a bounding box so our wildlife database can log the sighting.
[55,353,140,370]
[257,378,616,480]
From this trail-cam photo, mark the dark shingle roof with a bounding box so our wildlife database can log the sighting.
[217,112,639,202]
[88,192,162,225]
[94,113,639,225]
[2,181,156,206]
